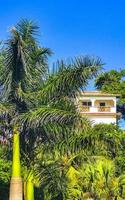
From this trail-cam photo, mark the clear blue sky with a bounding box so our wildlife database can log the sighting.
[0,0,125,72]
[0,0,125,127]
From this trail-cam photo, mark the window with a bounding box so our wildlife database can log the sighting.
[100,102,105,107]
[82,101,92,107]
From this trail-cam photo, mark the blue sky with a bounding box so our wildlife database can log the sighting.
[0,0,125,127]
[0,0,125,74]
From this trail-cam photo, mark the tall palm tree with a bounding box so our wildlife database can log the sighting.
[0,19,51,200]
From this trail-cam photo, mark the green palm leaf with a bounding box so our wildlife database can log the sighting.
[27,56,102,104]
[17,106,82,128]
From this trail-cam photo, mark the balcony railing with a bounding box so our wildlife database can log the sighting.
[82,106,90,112]
[81,106,115,113]
[98,106,111,112]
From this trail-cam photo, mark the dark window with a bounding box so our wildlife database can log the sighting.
[82,101,92,107]
[100,102,105,107]
[88,102,92,107]
[82,102,87,106]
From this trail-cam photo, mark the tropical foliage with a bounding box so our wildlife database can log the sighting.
[33,123,125,200]
[95,69,125,119]
[0,19,125,200]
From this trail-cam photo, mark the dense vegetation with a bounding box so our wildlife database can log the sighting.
[1,124,125,200]
[95,69,125,119]
[0,19,125,200]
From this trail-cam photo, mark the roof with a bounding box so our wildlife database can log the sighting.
[80,91,121,97]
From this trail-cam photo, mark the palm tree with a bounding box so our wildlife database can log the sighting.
[17,56,102,199]
[0,19,51,200]
[1,19,102,199]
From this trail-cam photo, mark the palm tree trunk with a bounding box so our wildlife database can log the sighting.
[26,171,34,200]
[24,181,27,200]
[9,128,23,200]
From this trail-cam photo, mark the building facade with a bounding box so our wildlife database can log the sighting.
[78,91,121,124]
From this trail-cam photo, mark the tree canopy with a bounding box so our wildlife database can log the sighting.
[0,19,125,200]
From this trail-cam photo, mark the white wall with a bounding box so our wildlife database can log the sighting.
[88,116,116,125]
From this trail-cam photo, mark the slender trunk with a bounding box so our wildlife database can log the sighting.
[9,128,23,200]
[24,181,27,200]
[26,171,34,200]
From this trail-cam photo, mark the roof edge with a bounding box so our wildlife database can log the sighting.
[80,90,121,97]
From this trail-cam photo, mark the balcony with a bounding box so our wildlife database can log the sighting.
[81,106,116,113]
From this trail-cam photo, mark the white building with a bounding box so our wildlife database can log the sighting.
[78,91,121,125]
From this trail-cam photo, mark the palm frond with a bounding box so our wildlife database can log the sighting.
[1,19,51,105]
[35,56,102,103]
[16,106,82,128]
[0,103,14,114]
[16,19,39,42]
